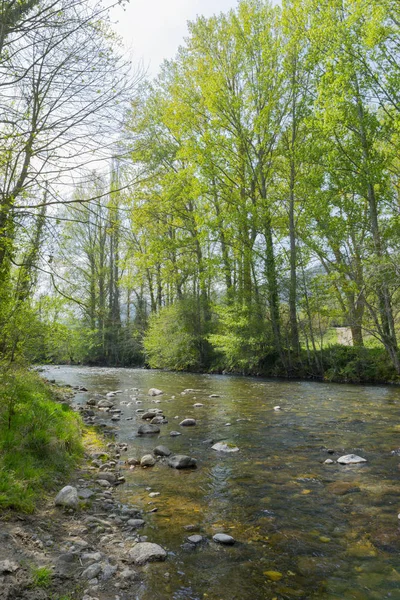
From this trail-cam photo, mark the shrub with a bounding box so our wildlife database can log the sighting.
[209,303,273,373]
[144,298,213,370]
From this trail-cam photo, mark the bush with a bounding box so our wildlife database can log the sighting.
[0,366,83,512]
[320,345,397,383]
[209,303,273,373]
[144,298,212,370]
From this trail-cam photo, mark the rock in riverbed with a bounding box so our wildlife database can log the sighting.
[148,388,163,396]
[167,455,197,469]
[154,445,172,457]
[213,533,235,545]
[212,442,239,453]
[142,409,163,420]
[179,418,196,427]
[127,519,145,528]
[337,454,367,464]
[129,542,167,565]
[138,424,160,435]
[55,485,78,509]
[187,535,203,544]
[141,454,156,467]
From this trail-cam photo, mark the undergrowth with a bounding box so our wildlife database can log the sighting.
[0,365,83,512]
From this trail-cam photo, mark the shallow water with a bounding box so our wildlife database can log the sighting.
[44,365,400,600]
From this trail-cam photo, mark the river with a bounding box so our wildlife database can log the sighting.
[43,365,400,600]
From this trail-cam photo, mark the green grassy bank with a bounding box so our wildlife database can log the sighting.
[0,367,83,512]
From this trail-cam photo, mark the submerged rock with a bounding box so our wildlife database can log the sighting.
[213,533,235,545]
[137,424,160,435]
[212,442,240,453]
[337,454,367,464]
[167,455,197,469]
[55,485,78,509]
[170,431,181,437]
[129,542,167,565]
[327,481,360,495]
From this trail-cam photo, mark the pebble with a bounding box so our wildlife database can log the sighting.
[170,431,181,437]
[324,459,334,464]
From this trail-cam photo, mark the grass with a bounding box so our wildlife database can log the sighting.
[0,365,83,512]
[30,565,52,588]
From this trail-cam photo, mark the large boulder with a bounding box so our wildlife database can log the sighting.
[167,455,197,469]
[129,542,167,565]
[137,424,160,435]
[55,485,79,509]
[148,388,163,396]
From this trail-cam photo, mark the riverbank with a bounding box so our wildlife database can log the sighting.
[0,370,167,600]
[50,343,400,385]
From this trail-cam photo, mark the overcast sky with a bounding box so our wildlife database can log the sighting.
[111,0,240,77]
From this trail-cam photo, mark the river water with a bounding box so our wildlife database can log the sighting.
[43,365,400,600]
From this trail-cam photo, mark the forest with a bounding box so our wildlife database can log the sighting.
[2,0,400,383]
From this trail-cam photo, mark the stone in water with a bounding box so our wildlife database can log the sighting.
[337,454,367,464]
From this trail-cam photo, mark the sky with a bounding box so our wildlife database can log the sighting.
[110,0,240,77]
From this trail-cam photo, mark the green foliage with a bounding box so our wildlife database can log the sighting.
[0,367,83,512]
[209,303,273,373]
[30,566,52,588]
[144,299,212,370]
[320,345,397,384]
